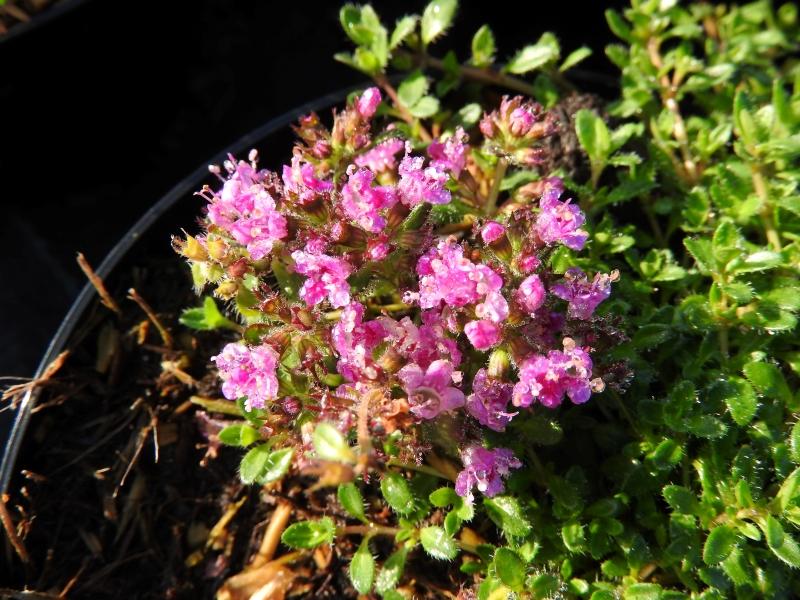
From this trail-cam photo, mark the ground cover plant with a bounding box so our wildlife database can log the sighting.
[3,0,800,598]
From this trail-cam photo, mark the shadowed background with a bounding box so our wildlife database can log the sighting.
[0,0,622,378]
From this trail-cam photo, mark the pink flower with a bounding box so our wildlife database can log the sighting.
[464,319,502,350]
[282,155,333,204]
[340,167,398,233]
[206,156,288,260]
[428,127,468,177]
[534,178,588,251]
[475,290,509,323]
[385,310,462,369]
[398,359,465,420]
[466,369,516,431]
[354,138,405,173]
[212,342,280,411]
[397,151,451,207]
[356,87,382,119]
[509,106,536,137]
[332,302,389,382]
[481,221,506,244]
[513,340,597,408]
[517,253,541,274]
[551,267,616,320]
[455,446,521,502]
[366,234,391,261]
[291,243,353,308]
[515,274,546,314]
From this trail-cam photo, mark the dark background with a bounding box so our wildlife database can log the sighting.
[0,0,622,378]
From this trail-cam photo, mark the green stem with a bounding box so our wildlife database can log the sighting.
[751,165,782,251]
[189,395,242,416]
[485,158,508,215]
[387,458,454,481]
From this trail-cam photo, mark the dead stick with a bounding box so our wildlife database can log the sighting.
[251,501,293,568]
[76,253,121,315]
[0,494,30,565]
[127,288,173,348]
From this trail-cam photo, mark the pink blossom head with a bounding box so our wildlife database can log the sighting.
[397,151,451,207]
[534,178,588,251]
[515,274,546,314]
[551,267,617,320]
[428,127,468,177]
[356,87,382,119]
[464,319,502,350]
[466,369,516,431]
[212,342,280,411]
[517,253,541,274]
[354,138,405,173]
[509,107,535,137]
[282,155,333,204]
[340,167,397,233]
[291,243,353,308]
[455,445,522,502]
[398,359,465,420]
[481,221,506,244]
[512,339,596,408]
[332,302,390,382]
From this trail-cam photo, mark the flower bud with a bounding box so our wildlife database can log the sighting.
[227,258,248,279]
[215,280,239,299]
[177,234,208,261]
[509,107,534,137]
[479,115,496,138]
[206,237,228,262]
[487,348,510,380]
[480,221,506,244]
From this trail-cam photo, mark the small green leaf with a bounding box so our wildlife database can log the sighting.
[575,109,611,163]
[776,468,800,512]
[338,482,367,523]
[349,538,375,594]
[560,46,592,72]
[605,9,632,42]
[493,547,525,589]
[790,421,800,463]
[420,526,458,560]
[219,424,261,447]
[471,24,495,67]
[703,525,737,564]
[381,473,416,515]
[240,444,272,484]
[179,296,239,331]
[408,96,440,118]
[763,515,800,567]
[281,517,336,549]
[398,71,428,108]
[743,361,793,404]
[505,32,560,74]
[663,485,697,514]
[711,377,758,426]
[454,102,482,127]
[683,238,715,274]
[429,487,459,507]
[375,546,408,594]
[420,0,457,46]
[562,521,587,552]
[259,448,294,484]
[484,496,531,538]
[389,15,417,50]
[313,423,356,463]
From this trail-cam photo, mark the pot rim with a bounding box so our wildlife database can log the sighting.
[0,84,359,494]
[0,0,91,46]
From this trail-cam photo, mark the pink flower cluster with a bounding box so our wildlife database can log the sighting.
[186,87,622,505]
[206,157,288,260]
[212,342,280,411]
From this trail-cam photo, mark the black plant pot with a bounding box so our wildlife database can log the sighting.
[0,86,354,496]
[0,0,90,44]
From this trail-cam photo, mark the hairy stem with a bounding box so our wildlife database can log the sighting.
[387,458,453,481]
[485,158,508,215]
[751,165,782,251]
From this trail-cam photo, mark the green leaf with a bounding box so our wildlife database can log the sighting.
[684,238,715,275]
[454,102,482,127]
[338,483,367,523]
[743,361,792,404]
[575,109,611,163]
[711,377,758,426]
[420,526,458,560]
[389,15,418,50]
[240,446,294,485]
[763,515,800,567]
[703,525,737,564]
[398,70,428,107]
[790,421,800,463]
[408,96,440,118]
[484,496,531,538]
[663,485,697,514]
[340,4,372,45]
[776,468,800,512]
[420,0,457,45]
[350,538,375,594]
[560,46,592,72]
[381,473,416,515]
[281,517,336,549]
[493,547,525,589]
[623,583,663,600]
[313,423,356,463]
[179,296,239,331]
[605,9,632,42]
[375,546,408,594]
[471,24,496,67]
[429,487,459,507]
[505,32,560,74]
[562,521,587,552]
[729,250,783,274]
[219,424,260,447]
